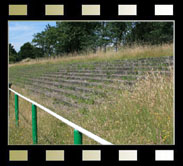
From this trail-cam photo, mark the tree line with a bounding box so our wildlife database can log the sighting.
[9,22,173,63]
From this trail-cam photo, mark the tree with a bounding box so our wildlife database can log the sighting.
[108,22,128,51]
[55,22,99,54]
[33,47,44,58]
[94,22,112,52]
[43,25,58,56]
[32,31,47,56]
[31,22,173,58]
[125,22,173,45]
[9,43,18,63]
[19,42,36,60]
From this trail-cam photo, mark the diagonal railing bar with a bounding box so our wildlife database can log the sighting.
[9,88,113,145]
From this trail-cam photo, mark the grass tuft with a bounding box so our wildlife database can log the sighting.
[8,44,174,145]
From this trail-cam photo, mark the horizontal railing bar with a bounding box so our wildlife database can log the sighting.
[9,88,113,145]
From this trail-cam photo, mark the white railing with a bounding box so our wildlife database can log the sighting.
[9,88,112,145]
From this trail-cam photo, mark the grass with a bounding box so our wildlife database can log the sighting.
[9,44,173,68]
[8,70,173,145]
[9,44,173,87]
[8,44,174,145]
[9,87,97,145]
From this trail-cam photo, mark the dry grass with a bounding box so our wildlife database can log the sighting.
[9,43,174,145]
[95,68,174,144]
[9,43,173,67]
[8,86,97,145]
[8,68,174,145]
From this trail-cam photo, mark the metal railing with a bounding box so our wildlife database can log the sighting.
[9,88,112,145]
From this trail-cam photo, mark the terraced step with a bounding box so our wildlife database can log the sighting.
[17,73,122,83]
[33,76,134,87]
[13,77,106,96]
[56,56,173,69]
[56,56,173,67]
[10,56,173,114]
[81,62,172,69]
[10,56,173,99]
[56,70,135,75]
[108,56,173,64]
[39,73,137,83]
[41,73,138,82]
[56,68,171,76]
[42,72,139,80]
[12,82,83,110]
[57,63,172,72]
[24,85,86,109]
[10,56,173,83]
[30,82,93,102]
[19,77,107,95]
[58,65,171,72]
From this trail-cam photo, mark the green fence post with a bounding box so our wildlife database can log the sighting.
[74,129,82,144]
[15,94,19,127]
[32,104,38,144]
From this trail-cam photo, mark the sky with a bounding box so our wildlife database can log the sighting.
[9,21,56,52]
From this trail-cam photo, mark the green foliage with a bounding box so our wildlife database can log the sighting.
[31,22,173,57]
[11,42,44,62]
[33,47,44,58]
[10,22,173,63]
[9,44,18,63]
[53,22,100,54]
[125,22,173,45]
[19,42,36,59]
[107,22,128,51]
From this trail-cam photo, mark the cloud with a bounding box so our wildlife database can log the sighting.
[9,25,33,32]
[8,21,56,52]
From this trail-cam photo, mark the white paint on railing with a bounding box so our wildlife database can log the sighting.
[9,88,113,145]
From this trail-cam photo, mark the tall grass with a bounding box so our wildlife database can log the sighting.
[9,44,173,67]
[92,69,174,144]
[9,69,173,145]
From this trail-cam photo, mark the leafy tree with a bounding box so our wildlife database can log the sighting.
[94,22,112,52]
[30,22,173,58]
[33,47,44,58]
[108,22,128,51]
[32,31,47,56]
[43,25,58,56]
[55,22,99,54]
[9,43,18,62]
[125,22,173,45]
[18,42,36,59]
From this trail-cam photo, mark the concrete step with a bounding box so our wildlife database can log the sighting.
[34,76,134,87]
[12,82,84,109]
[31,82,93,102]
[23,77,106,95]
[58,65,171,72]
[39,74,137,83]
[25,86,86,108]
[57,56,173,68]
[43,72,138,78]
